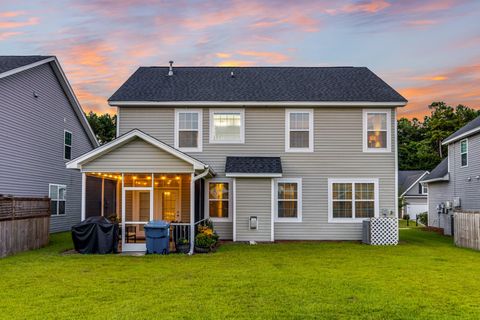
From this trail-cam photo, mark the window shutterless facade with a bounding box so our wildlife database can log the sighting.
[285,109,313,152]
[460,139,468,167]
[209,109,245,144]
[64,130,72,160]
[174,109,202,152]
[328,178,379,223]
[206,179,232,221]
[49,184,67,216]
[274,178,302,222]
[363,109,391,152]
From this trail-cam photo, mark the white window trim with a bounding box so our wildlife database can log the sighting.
[421,184,428,195]
[460,139,468,168]
[64,130,72,160]
[362,109,391,153]
[274,178,302,222]
[327,178,379,223]
[209,108,245,144]
[174,109,203,152]
[285,109,314,152]
[205,178,233,222]
[49,183,67,216]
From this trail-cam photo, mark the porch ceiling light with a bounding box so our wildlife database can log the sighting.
[161,176,166,180]
[175,176,180,180]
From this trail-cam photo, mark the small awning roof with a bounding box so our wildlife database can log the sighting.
[225,156,282,177]
[67,129,212,172]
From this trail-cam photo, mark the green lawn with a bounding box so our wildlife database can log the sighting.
[0,229,479,319]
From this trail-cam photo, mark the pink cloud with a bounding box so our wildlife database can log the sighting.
[0,31,22,41]
[217,60,256,67]
[0,17,39,29]
[237,50,289,63]
[0,11,26,18]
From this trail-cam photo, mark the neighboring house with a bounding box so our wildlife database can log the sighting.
[398,170,429,220]
[423,115,480,235]
[67,65,407,252]
[0,56,98,232]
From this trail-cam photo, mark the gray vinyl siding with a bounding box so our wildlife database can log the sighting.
[119,106,396,240]
[405,197,427,205]
[212,221,233,240]
[82,138,194,173]
[0,63,95,232]
[235,179,272,242]
[427,182,453,234]
[405,182,424,196]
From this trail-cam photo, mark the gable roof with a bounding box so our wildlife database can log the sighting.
[443,115,480,145]
[422,158,449,184]
[66,129,211,172]
[398,170,429,196]
[0,56,99,147]
[108,66,407,106]
[225,156,282,177]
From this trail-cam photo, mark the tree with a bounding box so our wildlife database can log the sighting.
[85,111,116,144]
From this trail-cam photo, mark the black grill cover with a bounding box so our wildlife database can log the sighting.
[71,216,119,254]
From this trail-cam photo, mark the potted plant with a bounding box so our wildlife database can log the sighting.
[194,221,219,253]
[176,237,190,254]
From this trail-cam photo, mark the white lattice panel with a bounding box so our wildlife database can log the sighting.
[370,217,398,245]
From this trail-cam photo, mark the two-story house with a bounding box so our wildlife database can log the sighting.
[67,65,407,252]
[398,170,429,219]
[423,116,480,235]
[0,56,98,232]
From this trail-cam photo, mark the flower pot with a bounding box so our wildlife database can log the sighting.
[194,246,211,253]
[176,243,190,254]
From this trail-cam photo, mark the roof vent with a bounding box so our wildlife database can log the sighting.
[230,71,234,78]
[168,60,174,76]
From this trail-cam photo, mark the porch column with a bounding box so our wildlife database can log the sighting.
[189,173,195,254]
[81,172,86,221]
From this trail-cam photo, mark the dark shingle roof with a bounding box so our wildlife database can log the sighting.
[423,158,449,183]
[443,115,480,144]
[109,67,407,103]
[0,56,52,75]
[225,156,282,174]
[398,170,428,195]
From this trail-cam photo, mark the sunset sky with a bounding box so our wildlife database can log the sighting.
[1,0,479,119]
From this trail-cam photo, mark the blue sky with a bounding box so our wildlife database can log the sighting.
[1,0,479,118]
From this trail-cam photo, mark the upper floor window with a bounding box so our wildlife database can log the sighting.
[419,183,428,195]
[275,178,302,222]
[460,139,468,167]
[174,109,202,152]
[328,178,378,223]
[49,184,66,216]
[64,130,72,160]
[363,109,391,152]
[206,180,231,221]
[209,109,244,144]
[285,109,313,152]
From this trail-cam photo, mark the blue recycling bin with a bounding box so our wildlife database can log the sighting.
[144,221,170,254]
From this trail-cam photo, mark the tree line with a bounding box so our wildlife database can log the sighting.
[85,102,480,171]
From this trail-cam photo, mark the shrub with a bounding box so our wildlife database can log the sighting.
[404,214,410,221]
[417,212,428,225]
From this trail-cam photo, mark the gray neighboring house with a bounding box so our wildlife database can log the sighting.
[423,115,480,235]
[67,65,407,252]
[398,170,429,220]
[0,56,98,232]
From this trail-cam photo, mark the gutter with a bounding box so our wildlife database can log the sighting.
[442,127,480,145]
[422,174,450,184]
[108,101,408,107]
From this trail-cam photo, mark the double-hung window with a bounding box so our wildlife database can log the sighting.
[328,179,378,223]
[419,183,428,195]
[209,109,244,144]
[460,139,468,167]
[64,130,72,160]
[363,109,391,152]
[275,178,302,222]
[49,184,67,216]
[285,109,313,152]
[175,109,202,152]
[207,180,231,221]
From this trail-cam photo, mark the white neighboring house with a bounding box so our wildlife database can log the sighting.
[398,170,429,220]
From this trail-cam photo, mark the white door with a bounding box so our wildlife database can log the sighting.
[406,204,428,220]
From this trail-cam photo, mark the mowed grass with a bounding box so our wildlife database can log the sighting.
[0,229,479,319]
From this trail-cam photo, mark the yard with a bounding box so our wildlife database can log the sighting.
[0,228,479,319]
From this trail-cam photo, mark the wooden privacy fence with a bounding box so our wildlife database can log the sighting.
[454,212,480,251]
[0,196,50,258]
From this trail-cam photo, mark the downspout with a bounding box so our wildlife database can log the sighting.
[189,167,211,255]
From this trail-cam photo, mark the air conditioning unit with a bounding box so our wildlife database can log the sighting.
[445,201,453,210]
[453,197,461,208]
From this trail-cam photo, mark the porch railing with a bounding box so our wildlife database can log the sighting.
[170,219,208,252]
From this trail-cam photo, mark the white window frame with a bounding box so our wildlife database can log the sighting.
[174,109,203,152]
[209,108,245,144]
[285,109,314,152]
[64,130,72,160]
[363,109,391,153]
[49,183,67,216]
[205,178,233,222]
[421,184,428,195]
[460,139,468,168]
[274,178,302,222]
[328,178,379,223]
